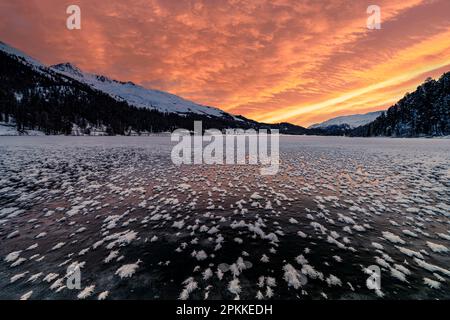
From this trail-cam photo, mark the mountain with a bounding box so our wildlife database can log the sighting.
[0,41,309,135]
[0,40,233,119]
[50,62,230,118]
[309,110,384,129]
[352,74,450,137]
[0,41,311,136]
[309,73,450,138]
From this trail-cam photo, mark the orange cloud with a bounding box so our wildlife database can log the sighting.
[0,0,449,126]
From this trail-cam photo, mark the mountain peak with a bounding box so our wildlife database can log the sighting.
[0,41,43,68]
[51,62,84,78]
[49,63,227,117]
[309,110,385,129]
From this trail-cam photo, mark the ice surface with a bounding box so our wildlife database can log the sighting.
[0,135,449,299]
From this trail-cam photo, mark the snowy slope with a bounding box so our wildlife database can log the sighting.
[0,41,49,75]
[50,63,228,117]
[0,41,230,118]
[0,123,19,136]
[0,122,44,136]
[309,111,384,129]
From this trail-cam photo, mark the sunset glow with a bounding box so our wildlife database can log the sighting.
[1,0,449,126]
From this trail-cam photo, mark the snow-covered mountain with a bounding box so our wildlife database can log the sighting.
[352,73,450,137]
[0,41,44,70]
[50,62,229,117]
[1,41,314,135]
[309,111,384,129]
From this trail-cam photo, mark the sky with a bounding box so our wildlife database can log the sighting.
[0,0,449,127]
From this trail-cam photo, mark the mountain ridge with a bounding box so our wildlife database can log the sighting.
[352,74,450,137]
[0,41,448,137]
[50,62,230,118]
[309,110,385,129]
[0,41,310,135]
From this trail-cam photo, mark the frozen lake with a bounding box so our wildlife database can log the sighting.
[0,136,449,300]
